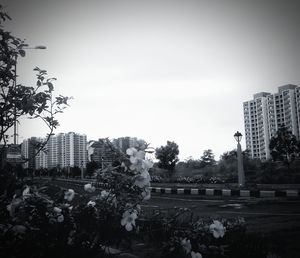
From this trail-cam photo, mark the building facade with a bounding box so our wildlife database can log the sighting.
[47,132,87,169]
[243,84,300,160]
[35,147,48,169]
[21,137,39,169]
[112,137,146,153]
[21,132,87,169]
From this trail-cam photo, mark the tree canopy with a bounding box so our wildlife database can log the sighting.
[269,126,300,166]
[155,141,179,171]
[200,149,216,167]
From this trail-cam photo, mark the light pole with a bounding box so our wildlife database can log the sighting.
[234,131,245,187]
[81,160,84,179]
[145,147,155,161]
[13,45,47,145]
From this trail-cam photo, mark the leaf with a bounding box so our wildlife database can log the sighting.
[19,49,26,57]
[19,43,29,48]
[37,80,41,87]
[47,82,54,92]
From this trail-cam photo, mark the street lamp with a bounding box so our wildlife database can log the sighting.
[13,45,47,145]
[81,160,84,179]
[234,131,245,187]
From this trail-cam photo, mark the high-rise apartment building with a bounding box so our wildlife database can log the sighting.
[243,84,300,160]
[35,147,48,169]
[47,132,87,169]
[22,132,87,169]
[112,137,146,153]
[21,137,39,169]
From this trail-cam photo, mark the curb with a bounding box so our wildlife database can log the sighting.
[149,187,300,198]
[45,178,300,199]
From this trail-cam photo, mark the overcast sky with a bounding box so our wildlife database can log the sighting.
[3,0,300,160]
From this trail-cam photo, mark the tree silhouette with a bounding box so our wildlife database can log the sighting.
[200,149,216,167]
[269,126,300,167]
[155,141,179,171]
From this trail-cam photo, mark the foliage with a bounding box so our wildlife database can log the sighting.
[269,126,300,166]
[184,157,203,169]
[155,141,179,171]
[0,145,153,257]
[86,161,100,177]
[141,208,268,258]
[200,149,216,167]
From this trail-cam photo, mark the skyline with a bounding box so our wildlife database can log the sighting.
[3,0,300,160]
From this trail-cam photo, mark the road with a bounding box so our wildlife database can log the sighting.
[145,193,300,257]
[146,193,300,232]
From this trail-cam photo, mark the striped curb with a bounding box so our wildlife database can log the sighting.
[149,187,300,198]
[43,178,300,198]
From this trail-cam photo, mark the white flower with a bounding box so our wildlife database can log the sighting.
[121,210,138,231]
[57,214,64,223]
[126,147,138,156]
[181,238,192,254]
[53,207,62,213]
[22,186,31,198]
[100,190,117,205]
[7,198,22,217]
[126,148,146,168]
[191,251,202,258]
[209,220,225,238]
[141,187,151,200]
[100,190,109,199]
[84,183,95,193]
[64,189,75,202]
[87,201,96,207]
[142,160,153,170]
[134,171,151,188]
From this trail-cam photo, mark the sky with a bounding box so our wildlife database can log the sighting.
[2,0,300,160]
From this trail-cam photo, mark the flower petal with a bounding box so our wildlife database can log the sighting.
[125,223,133,231]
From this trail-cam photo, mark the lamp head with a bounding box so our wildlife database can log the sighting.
[234,131,242,143]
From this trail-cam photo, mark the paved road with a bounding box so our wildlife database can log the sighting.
[145,193,300,257]
[146,193,300,232]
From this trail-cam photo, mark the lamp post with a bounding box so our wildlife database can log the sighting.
[81,160,84,179]
[145,147,155,161]
[234,131,245,187]
[13,45,47,145]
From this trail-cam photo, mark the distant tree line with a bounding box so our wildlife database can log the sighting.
[152,126,300,184]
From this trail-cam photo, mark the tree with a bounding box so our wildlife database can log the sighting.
[184,156,202,169]
[0,5,70,169]
[155,141,179,171]
[200,149,216,167]
[269,126,300,167]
